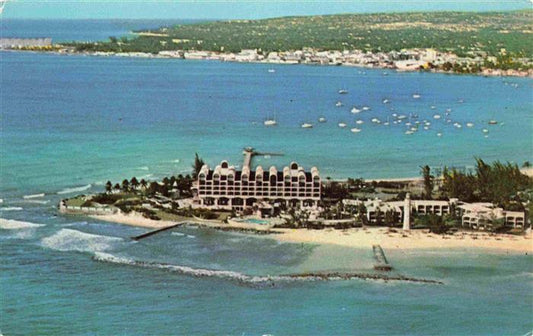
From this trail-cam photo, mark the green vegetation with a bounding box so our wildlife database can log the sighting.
[69,10,532,60]
[441,158,532,209]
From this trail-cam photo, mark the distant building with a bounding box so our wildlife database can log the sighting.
[0,38,52,49]
[192,151,321,211]
[458,203,525,230]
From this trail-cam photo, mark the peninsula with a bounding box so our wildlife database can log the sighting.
[60,151,533,253]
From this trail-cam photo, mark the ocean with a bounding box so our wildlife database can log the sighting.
[1,19,532,335]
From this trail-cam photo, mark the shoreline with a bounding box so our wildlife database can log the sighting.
[3,49,532,79]
[89,211,533,254]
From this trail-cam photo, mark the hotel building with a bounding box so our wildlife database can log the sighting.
[192,150,321,211]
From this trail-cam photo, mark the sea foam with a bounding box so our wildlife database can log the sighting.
[0,207,23,211]
[23,193,45,199]
[41,229,122,253]
[57,184,92,195]
[0,218,45,230]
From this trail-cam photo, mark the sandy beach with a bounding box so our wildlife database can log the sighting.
[91,211,532,253]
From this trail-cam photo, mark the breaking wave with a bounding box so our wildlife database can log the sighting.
[171,232,185,237]
[41,229,122,253]
[0,207,23,211]
[0,218,45,230]
[93,252,290,284]
[57,184,92,195]
[23,193,45,199]
[138,166,149,171]
[22,199,50,205]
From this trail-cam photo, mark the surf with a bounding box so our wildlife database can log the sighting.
[0,218,45,229]
[41,228,123,253]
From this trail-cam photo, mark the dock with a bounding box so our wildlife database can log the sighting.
[372,245,393,271]
[131,222,186,241]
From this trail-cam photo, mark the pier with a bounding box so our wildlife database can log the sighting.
[372,245,393,271]
[131,222,186,240]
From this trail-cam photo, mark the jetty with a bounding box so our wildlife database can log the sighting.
[372,245,393,271]
[131,222,186,240]
[242,147,283,168]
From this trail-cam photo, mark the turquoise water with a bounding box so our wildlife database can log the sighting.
[1,21,533,335]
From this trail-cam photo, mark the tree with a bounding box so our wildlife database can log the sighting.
[121,179,130,191]
[384,210,396,226]
[113,183,121,191]
[105,181,113,193]
[130,177,139,190]
[420,165,434,199]
[192,153,205,179]
[140,179,147,189]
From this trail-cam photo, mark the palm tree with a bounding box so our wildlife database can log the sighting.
[121,179,130,191]
[420,165,434,199]
[105,181,113,193]
[130,177,139,190]
[140,179,147,189]
[113,183,121,191]
[192,153,205,179]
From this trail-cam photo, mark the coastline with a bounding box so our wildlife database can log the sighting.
[3,49,532,79]
[90,211,533,254]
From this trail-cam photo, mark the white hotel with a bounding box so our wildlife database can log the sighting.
[192,151,321,211]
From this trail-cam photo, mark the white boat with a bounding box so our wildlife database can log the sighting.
[412,94,421,99]
[351,107,361,114]
[371,118,380,123]
[356,120,364,124]
[362,106,370,111]
[430,105,436,110]
[383,122,389,126]
[405,130,414,135]
[264,119,277,126]
[433,114,441,119]
[466,122,474,128]
[437,132,442,137]
[268,69,276,73]
[338,122,347,128]
[488,120,498,125]
[335,101,343,107]
[318,117,326,123]
[338,89,348,94]
[482,128,489,133]
[301,123,313,128]
[382,99,390,104]
[350,128,362,133]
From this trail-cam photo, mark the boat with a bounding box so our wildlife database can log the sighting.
[338,89,348,94]
[264,119,277,126]
[382,99,390,104]
[482,128,489,133]
[488,120,498,125]
[301,123,313,128]
[351,107,361,114]
[412,94,421,99]
[433,114,441,119]
[466,122,474,128]
[338,122,347,128]
[430,105,436,110]
[437,132,442,137]
[268,69,276,73]
[371,118,380,123]
[350,128,362,133]
[335,101,343,107]
[356,120,364,124]
[318,117,326,123]
[405,130,414,135]
[362,106,370,111]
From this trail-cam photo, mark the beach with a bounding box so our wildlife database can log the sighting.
[91,211,533,253]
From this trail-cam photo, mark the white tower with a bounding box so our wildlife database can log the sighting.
[403,193,411,230]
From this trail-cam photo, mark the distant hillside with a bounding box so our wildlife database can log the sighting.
[73,11,532,58]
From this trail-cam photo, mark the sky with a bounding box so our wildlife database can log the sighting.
[2,0,531,19]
